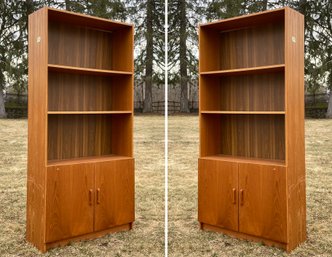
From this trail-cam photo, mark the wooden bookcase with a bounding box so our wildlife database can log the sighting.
[198,7,305,252]
[27,7,134,252]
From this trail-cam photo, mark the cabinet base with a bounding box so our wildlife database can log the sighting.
[39,223,132,252]
[200,223,291,252]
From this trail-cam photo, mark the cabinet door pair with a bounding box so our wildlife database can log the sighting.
[198,159,287,243]
[45,159,134,243]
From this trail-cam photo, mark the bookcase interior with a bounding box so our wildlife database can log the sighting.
[200,19,284,72]
[48,71,132,111]
[201,114,285,161]
[48,20,133,71]
[200,71,284,111]
[48,114,132,162]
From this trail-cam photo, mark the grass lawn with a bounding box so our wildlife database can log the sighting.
[0,116,332,256]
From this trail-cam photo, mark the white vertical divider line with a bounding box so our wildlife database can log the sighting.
[164,0,168,256]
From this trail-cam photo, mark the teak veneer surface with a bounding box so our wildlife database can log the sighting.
[27,7,134,252]
[200,71,284,112]
[48,114,132,161]
[48,71,132,111]
[200,114,285,160]
[198,7,305,252]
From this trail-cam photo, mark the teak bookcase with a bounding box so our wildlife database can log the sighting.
[198,7,305,251]
[27,7,134,252]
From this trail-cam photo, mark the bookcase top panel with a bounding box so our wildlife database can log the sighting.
[47,7,133,31]
[199,7,286,31]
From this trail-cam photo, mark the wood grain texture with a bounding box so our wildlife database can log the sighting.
[28,7,134,251]
[201,114,285,160]
[199,8,284,32]
[238,163,287,243]
[48,64,133,76]
[199,17,284,72]
[284,7,306,251]
[48,72,132,111]
[201,155,285,166]
[198,7,305,251]
[94,159,135,231]
[26,7,48,252]
[49,22,113,70]
[198,159,239,231]
[48,7,131,31]
[219,23,284,70]
[200,64,284,76]
[46,164,94,242]
[200,72,284,112]
[47,114,132,161]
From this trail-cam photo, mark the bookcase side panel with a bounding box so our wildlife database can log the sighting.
[27,7,49,251]
[112,26,134,72]
[284,7,306,250]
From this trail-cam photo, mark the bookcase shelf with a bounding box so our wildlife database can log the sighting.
[47,154,132,166]
[48,111,132,114]
[201,111,285,115]
[201,155,286,166]
[200,70,285,112]
[27,7,134,252]
[48,64,133,76]
[198,7,305,252]
[200,64,285,77]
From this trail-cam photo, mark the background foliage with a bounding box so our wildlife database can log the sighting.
[0,0,331,115]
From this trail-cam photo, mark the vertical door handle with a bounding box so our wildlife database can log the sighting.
[96,188,100,204]
[232,188,236,204]
[240,189,244,206]
[89,189,93,206]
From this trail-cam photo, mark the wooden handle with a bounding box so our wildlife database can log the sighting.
[89,189,93,206]
[232,188,236,204]
[240,189,244,206]
[96,188,100,204]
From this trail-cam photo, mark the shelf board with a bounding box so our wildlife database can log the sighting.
[200,64,285,77]
[201,111,285,115]
[200,155,286,166]
[48,154,133,166]
[48,64,133,76]
[199,7,285,31]
[48,111,132,115]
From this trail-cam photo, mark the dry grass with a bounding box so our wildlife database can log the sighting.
[168,116,332,257]
[1,116,332,256]
[0,116,164,257]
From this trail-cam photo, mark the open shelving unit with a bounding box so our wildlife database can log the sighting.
[27,7,134,252]
[198,7,306,252]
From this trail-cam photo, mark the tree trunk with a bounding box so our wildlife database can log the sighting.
[143,0,153,113]
[0,89,7,118]
[326,91,332,118]
[179,0,189,113]
[65,0,72,11]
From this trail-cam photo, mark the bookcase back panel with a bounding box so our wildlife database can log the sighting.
[201,114,285,160]
[200,72,284,111]
[220,23,284,70]
[48,114,132,161]
[48,72,132,111]
[49,22,113,70]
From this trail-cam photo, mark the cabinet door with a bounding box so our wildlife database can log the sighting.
[198,159,239,231]
[239,163,287,242]
[94,158,134,231]
[46,164,94,242]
